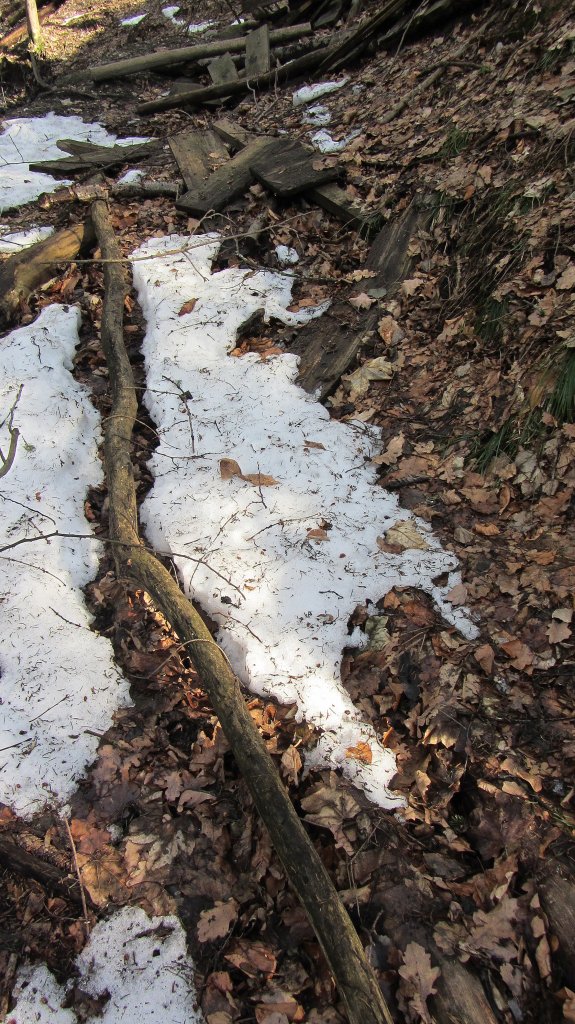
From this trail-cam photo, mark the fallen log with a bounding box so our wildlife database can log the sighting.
[0,220,94,328]
[0,834,91,908]
[137,44,334,114]
[70,23,313,82]
[90,197,394,1024]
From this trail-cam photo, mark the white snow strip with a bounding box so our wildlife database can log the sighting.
[293,79,349,107]
[0,225,54,252]
[162,5,182,24]
[131,234,478,809]
[302,103,332,126]
[275,244,299,266]
[0,305,131,816]
[310,128,361,153]
[188,21,214,34]
[0,114,148,212]
[11,907,203,1024]
[116,168,145,187]
[121,12,147,25]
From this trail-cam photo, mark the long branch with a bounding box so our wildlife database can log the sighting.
[90,198,394,1024]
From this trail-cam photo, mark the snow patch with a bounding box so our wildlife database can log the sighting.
[0,225,54,252]
[310,128,361,153]
[275,244,299,266]
[121,12,147,25]
[11,907,203,1024]
[0,305,131,816]
[131,234,478,809]
[302,103,332,126]
[116,168,145,187]
[293,79,349,107]
[0,114,148,212]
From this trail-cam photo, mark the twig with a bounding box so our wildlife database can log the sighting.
[62,816,90,937]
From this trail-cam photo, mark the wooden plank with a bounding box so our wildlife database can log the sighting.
[208,52,239,86]
[291,201,430,398]
[250,139,339,198]
[245,24,271,78]
[169,129,227,190]
[70,23,313,81]
[309,182,368,231]
[176,136,275,215]
[28,140,159,176]
[213,118,256,150]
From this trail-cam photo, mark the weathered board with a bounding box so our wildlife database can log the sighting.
[169,129,227,190]
[176,136,275,215]
[212,118,255,150]
[291,200,430,398]
[250,139,339,198]
[208,52,239,86]
[309,182,368,231]
[245,24,271,77]
[29,140,159,175]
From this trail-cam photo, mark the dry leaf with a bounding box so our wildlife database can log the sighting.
[280,745,302,784]
[345,741,373,764]
[198,900,238,942]
[397,942,440,1024]
[303,439,326,450]
[345,357,393,400]
[349,291,376,310]
[474,644,495,674]
[178,297,197,315]
[383,520,429,551]
[306,527,328,541]
[243,472,279,487]
[220,458,243,480]
[220,459,278,486]
[548,620,572,644]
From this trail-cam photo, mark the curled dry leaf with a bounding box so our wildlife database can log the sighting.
[197,899,239,942]
[220,458,278,486]
[178,297,197,316]
[345,741,373,765]
[348,291,376,310]
[306,527,328,541]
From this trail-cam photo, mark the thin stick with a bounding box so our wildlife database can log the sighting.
[62,816,90,937]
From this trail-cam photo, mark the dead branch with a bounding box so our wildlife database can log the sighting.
[90,196,394,1024]
[69,23,313,82]
[0,221,94,327]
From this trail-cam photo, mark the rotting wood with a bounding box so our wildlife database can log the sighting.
[0,220,94,328]
[176,136,275,215]
[169,129,228,190]
[319,0,410,71]
[71,23,313,82]
[137,44,335,114]
[208,51,239,86]
[308,182,369,231]
[90,197,394,1024]
[28,140,160,177]
[431,953,499,1024]
[245,24,271,77]
[0,834,91,909]
[292,200,429,398]
[210,121,369,231]
[539,860,575,987]
[250,138,340,198]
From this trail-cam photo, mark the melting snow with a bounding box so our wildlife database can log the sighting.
[275,244,299,265]
[0,305,131,816]
[11,907,203,1024]
[302,103,332,126]
[131,234,478,809]
[293,79,349,107]
[121,12,147,25]
[310,128,361,153]
[0,114,148,212]
[0,225,54,252]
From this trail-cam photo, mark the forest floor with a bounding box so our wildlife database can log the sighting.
[0,1,574,1022]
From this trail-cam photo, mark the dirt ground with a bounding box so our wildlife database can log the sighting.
[1,1,575,1022]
